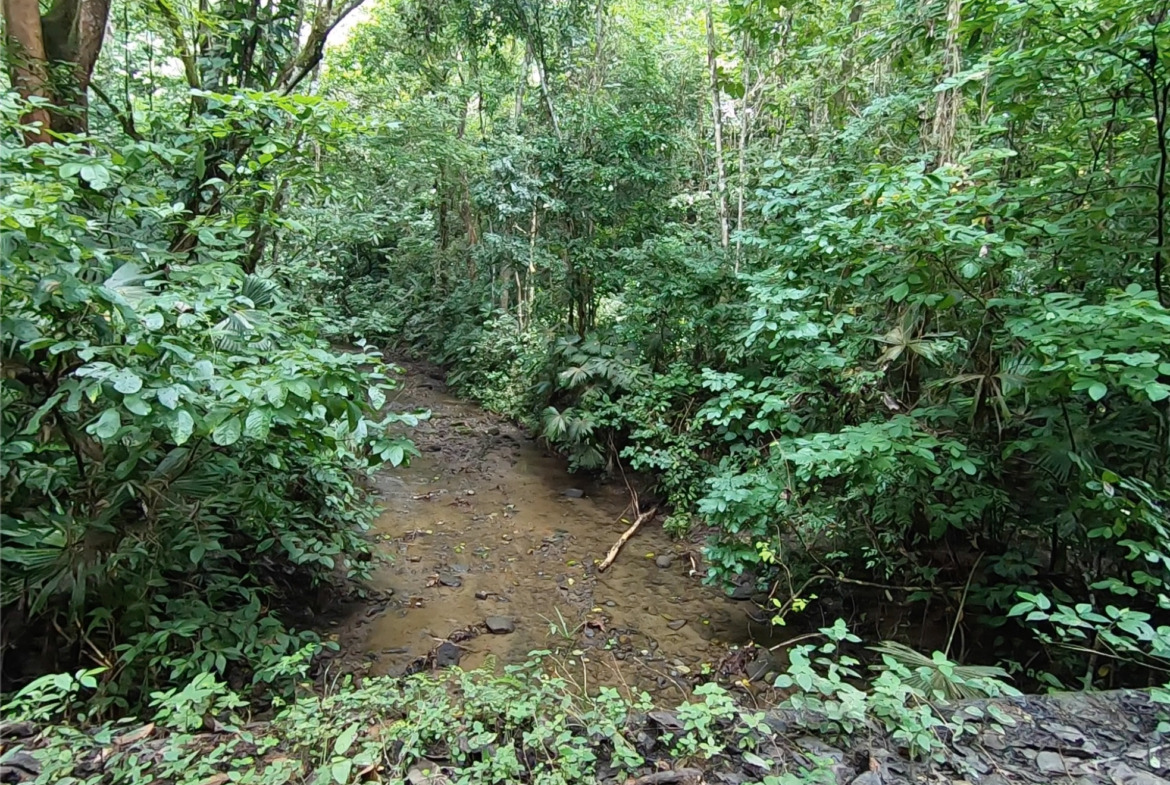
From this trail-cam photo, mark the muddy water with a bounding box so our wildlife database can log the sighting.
[342,366,780,701]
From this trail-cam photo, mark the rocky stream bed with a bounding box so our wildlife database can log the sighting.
[330,362,788,703]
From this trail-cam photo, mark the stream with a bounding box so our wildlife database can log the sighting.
[336,364,783,702]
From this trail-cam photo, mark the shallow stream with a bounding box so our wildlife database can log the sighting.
[337,365,782,701]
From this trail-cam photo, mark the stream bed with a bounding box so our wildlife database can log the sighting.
[336,364,782,702]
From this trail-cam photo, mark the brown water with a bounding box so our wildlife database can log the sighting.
[338,366,782,702]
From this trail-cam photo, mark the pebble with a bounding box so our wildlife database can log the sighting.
[655,554,675,569]
[605,600,616,607]
[667,619,687,630]
[474,591,490,600]
[434,641,461,668]
[438,574,462,588]
[562,488,585,498]
[484,616,515,634]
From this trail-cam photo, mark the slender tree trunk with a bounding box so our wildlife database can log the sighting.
[931,0,963,164]
[514,44,530,123]
[531,41,561,139]
[734,30,752,271]
[590,0,606,93]
[706,3,729,250]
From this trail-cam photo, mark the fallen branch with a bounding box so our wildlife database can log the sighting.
[597,506,658,572]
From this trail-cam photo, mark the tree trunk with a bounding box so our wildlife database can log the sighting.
[931,0,963,164]
[706,3,729,250]
[2,0,111,142]
[735,30,752,271]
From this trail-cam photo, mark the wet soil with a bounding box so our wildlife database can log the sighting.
[337,364,783,701]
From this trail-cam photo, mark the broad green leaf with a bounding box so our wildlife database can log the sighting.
[741,751,771,769]
[192,360,214,380]
[212,416,242,446]
[330,760,352,784]
[265,382,287,407]
[333,724,358,756]
[110,369,143,395]
[382,443,405,466]
[89,409,122,439]
[287,379,313,400]
[1087,382,1107,401]
[244,409,271,440]
[171,410,195,445]
[369,387,386,410]
[157,386,181,410]
[123,394,152,416]
[79,163,111,189]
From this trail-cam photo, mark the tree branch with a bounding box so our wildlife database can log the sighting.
[277,0,367,96]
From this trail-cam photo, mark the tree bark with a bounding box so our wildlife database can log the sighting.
[931,0,963,164]
[734,30,752,270]
[2,0,110,142]
[706,3,729,250]
[3,0,53,143]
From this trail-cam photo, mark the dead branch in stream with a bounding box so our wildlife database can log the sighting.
[597,506,658,572]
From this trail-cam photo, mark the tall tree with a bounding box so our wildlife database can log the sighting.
[706,2,729,249]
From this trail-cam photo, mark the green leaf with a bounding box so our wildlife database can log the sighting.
[244,409,271,440]
[157,386,181,410]
[89,409,122,439]
[192,360,214,380]
[265,382,287,407]
[1146,382,1170,402]
[330,759,352,784]
[123,394,152,416]
[333,724,358,756]
[368,387,386,410]
[741,751,772,769]
[110,369,143,395]
[79,163,111,190]
[889,282,910,302]
[380,443,405,466]
[171,410,195,445]
[212,416,242,446]
[1087,382,1107,401]
[287,379,313,400]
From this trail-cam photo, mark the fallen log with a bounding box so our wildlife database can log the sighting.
[597,507,657,572]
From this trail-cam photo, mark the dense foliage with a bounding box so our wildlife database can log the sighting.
[1,0,415,710]
[2,0,1169,732]
[2,633,1029,783]
[295,0,1170,688]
